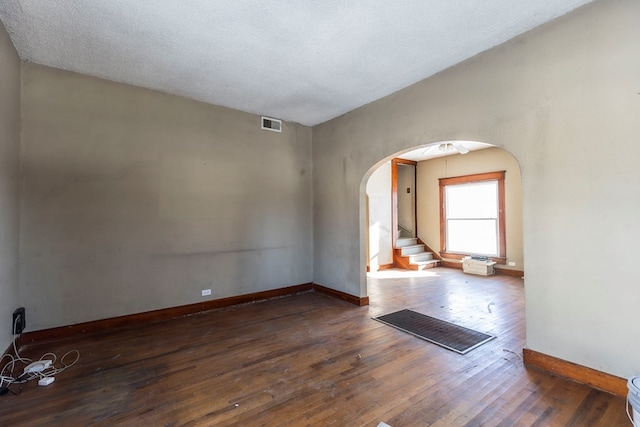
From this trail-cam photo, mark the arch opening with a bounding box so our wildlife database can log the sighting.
[360,140,523,300]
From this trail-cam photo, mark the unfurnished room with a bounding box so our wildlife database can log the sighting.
[1,0,639,425]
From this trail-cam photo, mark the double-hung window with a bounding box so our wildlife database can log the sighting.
[439,171,505,260]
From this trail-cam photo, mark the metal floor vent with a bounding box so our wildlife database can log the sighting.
[374,309,495,354]
[261,116,282,132]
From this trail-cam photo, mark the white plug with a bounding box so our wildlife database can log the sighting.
[24,360,52,374]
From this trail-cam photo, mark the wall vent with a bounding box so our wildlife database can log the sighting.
[261,116,282,132]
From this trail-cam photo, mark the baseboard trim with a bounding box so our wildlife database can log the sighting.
[495,267,524,277]
[440,262,524,278]
[523,348,628,397]
[313,283,369,306]
[19,283,314,347]
[17,282,368,348]
[367,263,394,273]
[442,260,462,269]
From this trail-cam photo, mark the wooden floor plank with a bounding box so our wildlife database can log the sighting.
[0,268,627,426]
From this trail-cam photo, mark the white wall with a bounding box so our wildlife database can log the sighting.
[20,63,313,331]
[366,161,392,269]
[0,20,20,351]
[313,0,640,378]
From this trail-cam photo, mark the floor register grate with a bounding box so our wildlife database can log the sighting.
[374,309,495,354]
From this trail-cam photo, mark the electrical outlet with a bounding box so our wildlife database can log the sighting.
[508,261,516,267]
[201,289,212,297]
[12,307,25,335]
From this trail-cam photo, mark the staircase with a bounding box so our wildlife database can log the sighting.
[394,237,440,270]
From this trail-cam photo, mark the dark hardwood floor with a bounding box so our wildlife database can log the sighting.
[0,268,629,426]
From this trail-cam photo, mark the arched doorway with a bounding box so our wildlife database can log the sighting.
[362,140,523,298]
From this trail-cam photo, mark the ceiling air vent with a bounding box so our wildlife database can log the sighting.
[261,116,282,132]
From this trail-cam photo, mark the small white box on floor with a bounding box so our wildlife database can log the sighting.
[462,257,497,276]
[38,377,55,386]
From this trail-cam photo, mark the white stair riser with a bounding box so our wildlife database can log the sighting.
[412,260,439,266]
[409,253,433,263]
[401,245,425,255]
[395,238,417,248]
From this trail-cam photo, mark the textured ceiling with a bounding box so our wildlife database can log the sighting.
[0,0,592,126]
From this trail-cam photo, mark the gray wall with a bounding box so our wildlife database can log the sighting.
[313,0,640,378]
[0,22,20,353]
[20,63,313,331]
[0,20,20,352]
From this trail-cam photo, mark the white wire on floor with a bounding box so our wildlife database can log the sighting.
[1,317,80,393]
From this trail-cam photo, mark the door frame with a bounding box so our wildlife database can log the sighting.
[391,158,417,247]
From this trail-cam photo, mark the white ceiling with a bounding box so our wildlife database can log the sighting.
[0,0,592,126]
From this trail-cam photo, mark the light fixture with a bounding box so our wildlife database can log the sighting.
[437,142,469,155]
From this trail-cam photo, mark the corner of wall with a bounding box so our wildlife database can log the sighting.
[0,18,21,353]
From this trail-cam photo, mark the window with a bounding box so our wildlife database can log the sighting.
[439,171,505,261]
